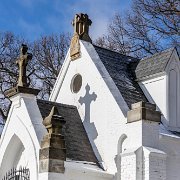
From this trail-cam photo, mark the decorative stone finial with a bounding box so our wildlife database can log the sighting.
[70,13,92,60]
[16,44,32,87]
[39,106,66,173]
[72,13,92,43]
[43,106,65,134]
[4,44,39,98]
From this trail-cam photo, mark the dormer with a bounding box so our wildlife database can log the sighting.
[136,48,180,132]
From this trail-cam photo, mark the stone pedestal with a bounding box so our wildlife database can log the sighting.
[39,106,66,174]
[39,134,66,173]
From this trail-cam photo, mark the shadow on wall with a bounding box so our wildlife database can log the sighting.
[78,84,104,168]
[79,84,98,140]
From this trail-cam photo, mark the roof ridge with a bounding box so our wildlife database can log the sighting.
[93,44,139,61]
[37,99,76,109]
[141,47,174,61]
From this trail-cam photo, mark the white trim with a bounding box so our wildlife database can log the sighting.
[49,49,71,101]
[64,161,114,178]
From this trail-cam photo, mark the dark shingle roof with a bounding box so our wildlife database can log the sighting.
[37,99,98,164]
[135,48,174,80]
[93,45,148,108]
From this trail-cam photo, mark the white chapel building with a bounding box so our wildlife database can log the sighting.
[0,13,180,180]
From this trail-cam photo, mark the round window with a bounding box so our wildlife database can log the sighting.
[71,74,82,93]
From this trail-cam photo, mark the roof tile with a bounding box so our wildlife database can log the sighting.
[93,45,148,108]
[37,99,98,164]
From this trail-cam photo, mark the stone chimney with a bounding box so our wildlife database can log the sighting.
[39,106,66,173]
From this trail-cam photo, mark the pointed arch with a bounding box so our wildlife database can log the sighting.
[0,115,39,180]
[0,134,24,177]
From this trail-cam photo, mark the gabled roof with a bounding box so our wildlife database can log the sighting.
[135,47,175,80]
[37,99,98,164]
[93,45,148,108]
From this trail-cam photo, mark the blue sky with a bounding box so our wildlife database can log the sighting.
[0,0,132,41]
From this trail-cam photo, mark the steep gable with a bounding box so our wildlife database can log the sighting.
[136,47,180,132]
[37,99,98,164]
[94,45,148,108]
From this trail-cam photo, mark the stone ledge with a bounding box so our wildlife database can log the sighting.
[5,86,40,98]
[39,159,65,173]
[39,106,66,174]
[131,101,156,111]
[39,147,66,160]
[127,101,161,123]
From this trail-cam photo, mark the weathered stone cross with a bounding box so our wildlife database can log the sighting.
[16,44,32,87]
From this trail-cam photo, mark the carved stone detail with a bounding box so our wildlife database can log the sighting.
[39,106,66,173]
[70,33,81,60]
[4,44,40,98]
[16,44,32,87]
[127,101,161,123]
[72,13,92,42]
[5,86,40,98]
[70,13,92,60]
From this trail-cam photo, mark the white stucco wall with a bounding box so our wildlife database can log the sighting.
[143,147,166,180]
[139,75,167,119]
[139,49,180,132]
[0,92,115,180]
[0,93,46,180]
[50,41,129,173]
[137,50,180,179]
[49,43,180,179]
[39,161,114,180]
[165,50,180,131]
[159,132,180,180]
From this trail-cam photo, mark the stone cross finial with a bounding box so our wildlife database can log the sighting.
[72,13,92,43]
[16,44,32,87]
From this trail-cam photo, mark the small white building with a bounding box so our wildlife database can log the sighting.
[0,13,180,180]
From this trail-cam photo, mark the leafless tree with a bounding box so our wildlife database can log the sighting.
[95,15,131,55]
[0,32,70,123]
[0,32,28,122]
[135,0,179,42]
[31,33,70,99]
[95,0,180,57]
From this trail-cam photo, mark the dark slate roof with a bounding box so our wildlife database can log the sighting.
[135,48,174,80]
[37,99,98,164]
[93,45,148,108]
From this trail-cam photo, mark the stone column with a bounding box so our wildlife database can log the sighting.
[39,106,66,174]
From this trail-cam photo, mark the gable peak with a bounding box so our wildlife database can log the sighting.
[72,13,92,43]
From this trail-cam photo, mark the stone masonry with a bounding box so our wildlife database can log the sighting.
[39,106,66,173]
